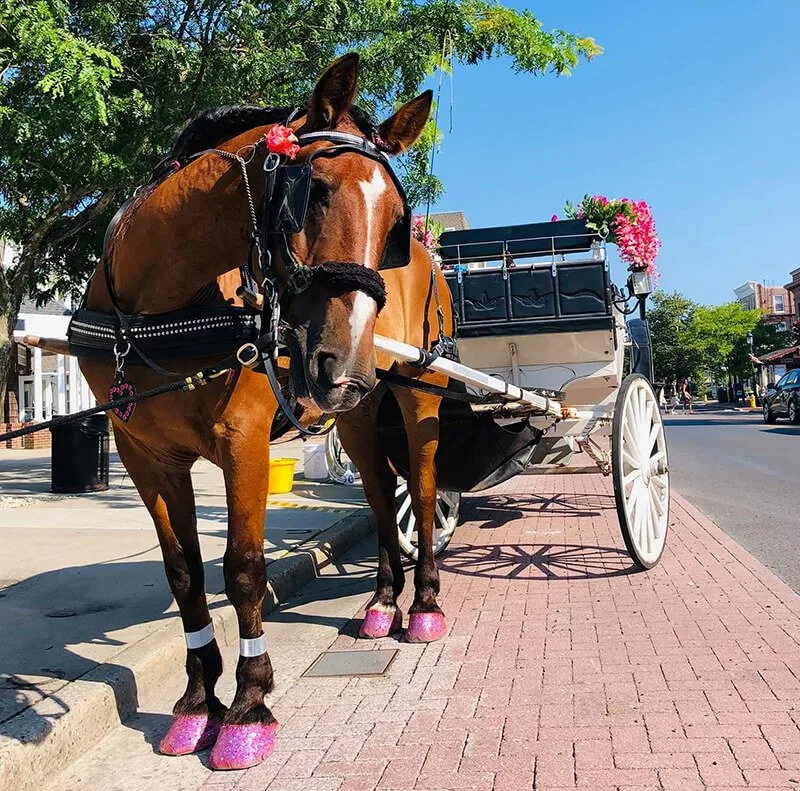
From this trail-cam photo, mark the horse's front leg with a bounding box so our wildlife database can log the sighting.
[207,423,277,771]
[113,431,225,756]
[396,388,447,643]
[338,393,405,639]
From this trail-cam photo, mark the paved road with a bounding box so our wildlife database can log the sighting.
[665,405,800,591]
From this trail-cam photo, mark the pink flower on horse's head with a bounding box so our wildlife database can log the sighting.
[266,125,299,158]
[551,214,558,222]
[592,195,609,206]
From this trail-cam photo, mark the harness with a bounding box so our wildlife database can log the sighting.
[67,116,415,434]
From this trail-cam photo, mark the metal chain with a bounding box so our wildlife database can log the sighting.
[207,148,261,244]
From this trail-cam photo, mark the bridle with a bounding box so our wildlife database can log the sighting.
[100,116,414,436]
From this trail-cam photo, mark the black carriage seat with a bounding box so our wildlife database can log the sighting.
[440,219,613,338]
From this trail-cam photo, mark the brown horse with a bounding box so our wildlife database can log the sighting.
[79,53,453,770]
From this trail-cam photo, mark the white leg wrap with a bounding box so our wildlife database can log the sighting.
[240,634,267,658]
[185,622,215,650]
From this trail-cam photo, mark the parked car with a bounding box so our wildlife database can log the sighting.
[763,369,800,423]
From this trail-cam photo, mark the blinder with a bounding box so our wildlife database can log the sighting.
[264,131,413,272]
[269,163,313,235]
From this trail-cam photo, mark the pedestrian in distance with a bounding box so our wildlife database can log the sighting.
[658,384,667,414]
[681,378,694,414]
[667,379,679,414]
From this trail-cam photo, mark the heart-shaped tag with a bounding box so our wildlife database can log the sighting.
[108,380,136,422]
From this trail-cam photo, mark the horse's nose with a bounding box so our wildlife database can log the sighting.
[313,351,347,390]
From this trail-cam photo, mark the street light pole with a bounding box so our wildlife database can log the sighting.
[747,332,756,404]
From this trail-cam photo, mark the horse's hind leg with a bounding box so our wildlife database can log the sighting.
[396,389,448,643]
[114,432,224,755]
[338,398,404,639]
[207,427,277,770]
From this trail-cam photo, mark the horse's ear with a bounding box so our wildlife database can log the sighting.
[307,53,359,130]
[376,90,434,155]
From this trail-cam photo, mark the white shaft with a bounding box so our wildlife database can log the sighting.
[373,334,561,417]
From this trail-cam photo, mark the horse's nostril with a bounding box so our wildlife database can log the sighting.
[316,352,342,387]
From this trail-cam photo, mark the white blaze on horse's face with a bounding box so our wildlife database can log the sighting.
[357,167,388,268]
[349,290,377,358]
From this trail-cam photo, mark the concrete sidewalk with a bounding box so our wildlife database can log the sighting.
[0,441,372,791]
[45,472,800,791]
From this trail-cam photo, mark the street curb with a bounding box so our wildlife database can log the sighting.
[0,509,374,791]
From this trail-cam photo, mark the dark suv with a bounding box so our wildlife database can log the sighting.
[763,369,800,423]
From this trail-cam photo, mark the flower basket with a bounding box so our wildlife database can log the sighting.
[558,195,661,284]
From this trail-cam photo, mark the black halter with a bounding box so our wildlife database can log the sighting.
[242,126,411,363]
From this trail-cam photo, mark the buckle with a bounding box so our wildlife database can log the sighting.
[288,265,313,294]
[236,342,261,368]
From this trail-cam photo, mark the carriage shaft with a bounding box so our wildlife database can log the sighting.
[373,334,562,417]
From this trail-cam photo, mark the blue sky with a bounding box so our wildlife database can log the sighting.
[428,1,800,305]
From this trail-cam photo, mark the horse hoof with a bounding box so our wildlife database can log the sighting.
[405,612,447,643]
[359,608,402,639]
[159,714,221,756]
[209,721,278,770]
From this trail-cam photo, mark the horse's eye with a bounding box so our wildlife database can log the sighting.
[309,178,331,207]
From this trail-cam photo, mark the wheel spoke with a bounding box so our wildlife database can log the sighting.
[623,468,642,487]
[651,483,667,515]
[622,447,640,471]
[627,391,641,431]
[404,508,416,540]
[646,421,661,455]
[632,485,646,548]
[396,493,412,523]
[649,487,662,536]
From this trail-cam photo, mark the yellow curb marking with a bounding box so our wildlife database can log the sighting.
[266,499,361,514]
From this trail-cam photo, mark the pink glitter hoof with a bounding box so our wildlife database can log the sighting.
[209,721,278,770]
[159,714,221,756]
[359,608,402,639]
[405,612,447,643]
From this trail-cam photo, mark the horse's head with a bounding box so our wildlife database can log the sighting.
[275,54,432,413]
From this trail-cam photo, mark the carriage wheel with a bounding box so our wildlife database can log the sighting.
[612,373,670,570]
[396,482,460,561]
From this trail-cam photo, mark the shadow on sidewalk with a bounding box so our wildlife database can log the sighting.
[464,491,612,528]
[0,542,380,750]
[440,543,635,580]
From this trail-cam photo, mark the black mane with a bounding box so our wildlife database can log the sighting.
[169,105,294,162]
[169,103,379,163]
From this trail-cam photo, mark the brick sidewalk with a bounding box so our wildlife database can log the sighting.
[204,474,800,791]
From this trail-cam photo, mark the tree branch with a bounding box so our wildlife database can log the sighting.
[45,189,118,250]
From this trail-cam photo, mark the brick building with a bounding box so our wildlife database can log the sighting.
[733,280,794,330]
[784,268,800,330]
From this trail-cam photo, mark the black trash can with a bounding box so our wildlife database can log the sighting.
[50,414,110,493]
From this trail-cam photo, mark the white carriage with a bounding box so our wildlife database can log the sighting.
[329,219,669,570]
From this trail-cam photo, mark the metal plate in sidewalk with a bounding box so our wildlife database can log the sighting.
[302,649,398,678]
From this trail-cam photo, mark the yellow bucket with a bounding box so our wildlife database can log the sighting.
[268,458,298,494]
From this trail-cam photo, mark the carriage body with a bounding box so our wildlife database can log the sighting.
[441,219,624,412]
[370,219,669,569]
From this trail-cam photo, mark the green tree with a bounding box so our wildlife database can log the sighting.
[684,302,761,382]
[0,0,599,413]
[728,317,793,383]
[647,291,701,382]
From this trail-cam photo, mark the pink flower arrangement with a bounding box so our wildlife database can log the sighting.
[265,125,299,158]
[612,200,660,278]
[563,194,661,282]
[412,215,444,255]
